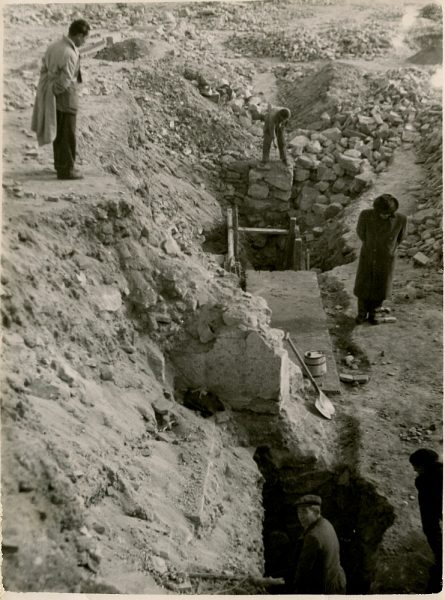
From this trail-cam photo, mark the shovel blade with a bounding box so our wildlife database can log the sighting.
[315,391,335,420]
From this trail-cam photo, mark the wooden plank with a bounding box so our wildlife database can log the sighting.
[227,208,234,266]
[282,217,296,270]
[294,237,303,271]
[237,227,288,235]
[233,205,239,262]
[188,573,285,586]
[246,270,341,395]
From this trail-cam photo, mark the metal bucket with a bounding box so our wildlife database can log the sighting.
[304,351,327,377]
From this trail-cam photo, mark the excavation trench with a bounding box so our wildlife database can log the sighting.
[253,445,395,594]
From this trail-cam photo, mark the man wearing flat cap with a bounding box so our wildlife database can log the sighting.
[293,494,346,594]
[354,193,407,325]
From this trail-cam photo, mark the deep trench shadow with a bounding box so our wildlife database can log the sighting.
[254,445,395,594]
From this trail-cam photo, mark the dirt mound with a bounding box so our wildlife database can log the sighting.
[95,39,153,62]
[278,62,369,129]
[407,45,442,65]
[419,2,443,21]
[227,20,393,62]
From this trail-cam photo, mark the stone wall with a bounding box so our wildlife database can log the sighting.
[170,300,303,414]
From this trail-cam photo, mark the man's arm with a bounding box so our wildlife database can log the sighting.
[294,533,319,592]
[52,52,78,95]
[356,211,367,242]
[396,215,407,246]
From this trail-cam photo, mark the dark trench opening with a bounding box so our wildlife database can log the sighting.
[253,446,395,594]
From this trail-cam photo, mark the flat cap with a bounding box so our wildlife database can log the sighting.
[296,494,322,507]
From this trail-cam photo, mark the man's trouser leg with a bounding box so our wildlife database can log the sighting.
[276,128,287,164]
[53,110,77,176]
[368,299,383,321]
[357,298,368,321]
[262,131,273,162]
[426,526,443,592]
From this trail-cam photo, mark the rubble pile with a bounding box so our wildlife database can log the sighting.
[287,67,433,226]
[227,21,394,62]
[94,38,152,62]
[399,105,442,266]
[419,3,443,21]
[127,60,257,162]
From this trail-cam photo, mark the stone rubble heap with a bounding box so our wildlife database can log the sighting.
[399,104,442,267]
[227,20,394,62]
[287,68,435,231]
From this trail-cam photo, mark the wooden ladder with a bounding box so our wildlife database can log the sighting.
[226,207,307,272]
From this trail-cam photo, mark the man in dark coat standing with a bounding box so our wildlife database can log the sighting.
[410,448,443,592]
[293,495,346,594]
[354,193,407,324]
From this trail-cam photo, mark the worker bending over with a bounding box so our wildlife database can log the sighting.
[261,106,291,166]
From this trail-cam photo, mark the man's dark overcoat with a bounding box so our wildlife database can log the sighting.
[293,516,346,594]
[353,208,407,301]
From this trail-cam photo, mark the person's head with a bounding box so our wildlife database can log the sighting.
[68,19,90,47]
[278,108,291,124]
[296,495,322,529]
[373,193,399,220]
[409,448,440,474]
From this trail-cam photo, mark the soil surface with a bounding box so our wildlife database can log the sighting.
[2,0,442,595]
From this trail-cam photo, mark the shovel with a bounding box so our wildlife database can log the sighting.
[284,332,335,420]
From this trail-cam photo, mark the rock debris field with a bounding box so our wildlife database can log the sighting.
[1,0,443,595]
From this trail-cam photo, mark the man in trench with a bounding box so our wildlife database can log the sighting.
[293,494,347,594]
[261,105,291,166]
[354,193,407,325]
[31,19,90,180]
[409,448,443,593]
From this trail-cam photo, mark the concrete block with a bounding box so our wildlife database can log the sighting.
[413,252,431,266]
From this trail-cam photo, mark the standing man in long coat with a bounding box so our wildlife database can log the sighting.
[409,449,443,592]
[31,19,90,180]
[354,194,407,324]
[293,495,347,594]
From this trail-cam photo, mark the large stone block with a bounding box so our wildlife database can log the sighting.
[321,127,342,142]
[298,184,319,212]
[312,203,328,216]
[247,182,269,199]
[316,165,336,182]
[349,171,374,195]
[324,203,343,219]
[270,188,292,201]
[337,154,362,175]
[289,134,310,154]
[294,168,311,182]
[357,115,377,134]
[265,165,293,191]
[297,155,317,170]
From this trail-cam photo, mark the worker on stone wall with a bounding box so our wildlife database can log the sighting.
[261,105,291,166]
[293,495,347,594]
[353,193,407,325]
[409,448,443,593]
[31,19,90,180]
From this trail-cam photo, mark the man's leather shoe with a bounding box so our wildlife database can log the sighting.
[57,171,84,180]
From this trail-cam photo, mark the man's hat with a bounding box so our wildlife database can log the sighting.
[296,494,322,507]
